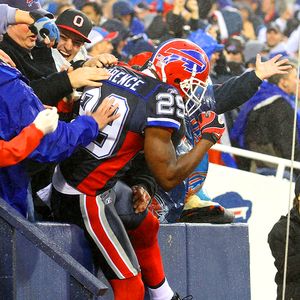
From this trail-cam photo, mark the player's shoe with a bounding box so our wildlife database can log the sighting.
[171,292,193,300]
[178,195,234,224]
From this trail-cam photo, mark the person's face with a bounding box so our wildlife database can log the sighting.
[81,6,100,25]
[135,9,148,21]
[262,0,274,13]
[266,30,283,48]
[89,40,114,56]
[120,14,132,28]
[56,29,85,62]
[281,68,299,96]
[7,24,37,50]
[225,50,243,63]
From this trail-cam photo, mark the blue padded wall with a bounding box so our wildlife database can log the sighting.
[186,224,250,300]
[100,223,250,300]
[0,218,14,299]
[15,231,69,300]
[1,220,250,300]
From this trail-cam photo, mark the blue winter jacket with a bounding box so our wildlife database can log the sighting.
[0,63,99,216]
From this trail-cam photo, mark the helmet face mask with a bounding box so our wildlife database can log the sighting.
[148,38,210,116]
[180,76,208,116]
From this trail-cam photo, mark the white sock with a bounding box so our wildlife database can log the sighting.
[148,278,174,300]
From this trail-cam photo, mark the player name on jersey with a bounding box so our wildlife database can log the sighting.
[109,67,146,91]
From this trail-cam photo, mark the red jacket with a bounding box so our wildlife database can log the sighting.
[0,124,43,167]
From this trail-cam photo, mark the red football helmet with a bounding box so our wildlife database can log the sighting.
[128,51,153,68]
[148,39,210,115]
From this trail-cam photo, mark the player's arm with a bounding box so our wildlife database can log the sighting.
[144,111,224,191]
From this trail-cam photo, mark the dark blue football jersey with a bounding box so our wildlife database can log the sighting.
[60,65,185,195]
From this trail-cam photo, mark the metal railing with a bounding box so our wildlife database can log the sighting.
[212,143,300,179]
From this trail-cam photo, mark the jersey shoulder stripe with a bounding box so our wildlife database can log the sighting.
[147,117,181,130]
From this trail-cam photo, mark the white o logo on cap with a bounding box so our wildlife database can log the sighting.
[73,15,84,27]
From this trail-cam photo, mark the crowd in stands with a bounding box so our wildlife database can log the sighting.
[0,0,299,299]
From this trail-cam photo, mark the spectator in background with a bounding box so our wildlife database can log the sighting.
[261,0,278,24]
[231,59,299,177]
[268,175,300,300]
[265,22,288,57]
[134,1,156,31]
[85,27,118,56]
[112,0,144,35]
[102,18,131,60]
[209,0,243,43]
[80,1,104,26]
[224,35,246,76]
[145,0,200,45]
[235,1,263,41]
[243,39,269,68]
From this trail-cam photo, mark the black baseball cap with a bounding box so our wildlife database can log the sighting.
[225,36,244,54]
[55,9,92,43]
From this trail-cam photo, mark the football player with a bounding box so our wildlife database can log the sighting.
[51,39,224,300]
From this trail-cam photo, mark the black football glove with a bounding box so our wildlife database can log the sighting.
[198,111,225,144]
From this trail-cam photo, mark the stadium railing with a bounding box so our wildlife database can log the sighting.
[213,143,300,179]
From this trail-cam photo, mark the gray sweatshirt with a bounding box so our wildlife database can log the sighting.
[0,4,17,35]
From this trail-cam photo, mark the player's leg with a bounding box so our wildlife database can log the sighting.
[114,181,175,299]
[51,187,144,300]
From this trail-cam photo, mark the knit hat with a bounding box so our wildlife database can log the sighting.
[0,0,53,18]
[112,1,134,18]
[56,9,92,43]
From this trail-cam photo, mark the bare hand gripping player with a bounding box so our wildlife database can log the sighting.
[51,39,224,300]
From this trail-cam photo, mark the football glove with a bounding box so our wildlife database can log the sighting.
[29,12,60,45]
[198,111,225,144]
[189,116,202,144]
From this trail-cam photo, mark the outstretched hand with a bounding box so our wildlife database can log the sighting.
[91,97,120,130]
[255,54,292,81]
[68,67,111,88]
[83,53,118,68]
